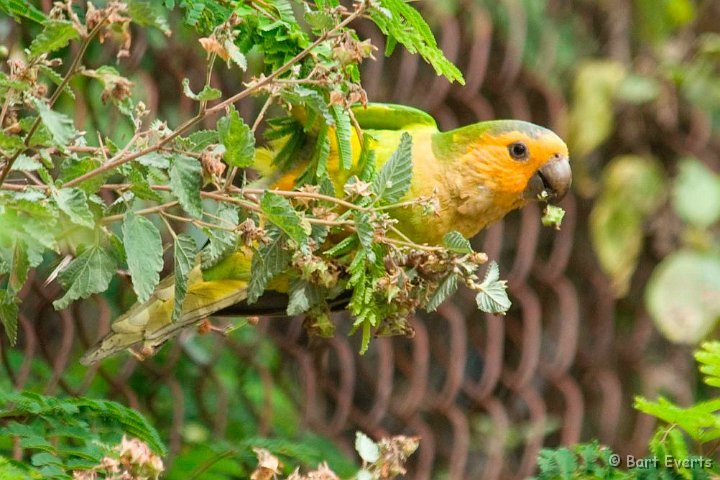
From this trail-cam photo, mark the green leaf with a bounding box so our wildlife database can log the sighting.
[182,78,222,102]
[0,291,19,345]
[172,234,197,323]
[0,0,46,23]
[136,151,171,169]
[32,98,77,146]
[247,227,291,304]
[371,132,413,204]
[260,192,310,245]
[3,240,29,294]
[10,154,42,172]
[287,278,323,316]
[426,274,458,312]
[304,10,334,30]
[169,155,203,218]
[354,212,375,261]
[695,342,720,388]
[355,431,380,463]
[634,395,720,443]
[127,0,171,34]
[224,40,247,70]
[0,131,24,152]
[201,202,239,269]
[672,157,720,228]
[646,250,720,344]
[443,231,472,254]
[52,188,95,228]
[53,244,117,310]
[28,20,79,58]
[282,86,334,126]
[475,262,511,314]
[122,212,164,303]
[330,105,352,170]
[217,106,255,168]
[542,205,566,229]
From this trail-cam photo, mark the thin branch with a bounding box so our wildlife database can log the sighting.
[102,201,179,223]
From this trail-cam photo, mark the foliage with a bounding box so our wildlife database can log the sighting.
[535,342,720,479]
[0,390,164,479]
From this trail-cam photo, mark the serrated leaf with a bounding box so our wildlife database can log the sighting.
[247,228,291,304]
[354,211,376,263]
[218,106,255,168]
[331,104,352,170]
[201,202,239,269]
[128,166,163,202]
[0,290,19,345]
[11,154,42,171]
[426,274,458,312]
[53,244,117,310]
[0,0,46,23]
[122,212,163,303]
[287,278,323,316]
[224,40,247,70]
[355,431,380,463]
[58,157,106,194]
[28,20,79,58]
[169,155,202,218]
[127,0,170,34]
[136,151,171,169]
[53,187,95,228]
[5,240,29,294]
[443,231,472,254]
[324,235,357,257]
[260,192,310,245]
[282,86,334,126]
[0,131,24,152]
[32,98,76,146]
[304,10,334,30]
[182,78,222,102]
[371,132,413,204]
[184,130,220,152]
[172,234,197,323]
[475,262,511,314]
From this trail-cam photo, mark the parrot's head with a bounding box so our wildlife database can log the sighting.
[470,120,571,203]
[434,120,571,237]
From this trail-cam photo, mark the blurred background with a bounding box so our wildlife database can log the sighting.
[3,0,720,478]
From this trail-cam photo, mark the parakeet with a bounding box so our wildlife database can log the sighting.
[80,103,570,365]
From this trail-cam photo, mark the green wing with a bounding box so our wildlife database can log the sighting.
[351,103,437,130]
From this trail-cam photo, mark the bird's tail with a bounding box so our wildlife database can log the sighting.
[80,265,249,365]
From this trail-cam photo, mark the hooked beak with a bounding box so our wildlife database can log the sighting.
[523,155,572,202]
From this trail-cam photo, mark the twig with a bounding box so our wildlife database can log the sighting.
[102,201,179,223]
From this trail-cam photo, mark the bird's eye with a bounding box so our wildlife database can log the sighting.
[508,142,529,160]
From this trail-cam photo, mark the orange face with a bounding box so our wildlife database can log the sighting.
[465,124,570,199]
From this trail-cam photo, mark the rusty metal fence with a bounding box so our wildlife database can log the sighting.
[1,1,711,478]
